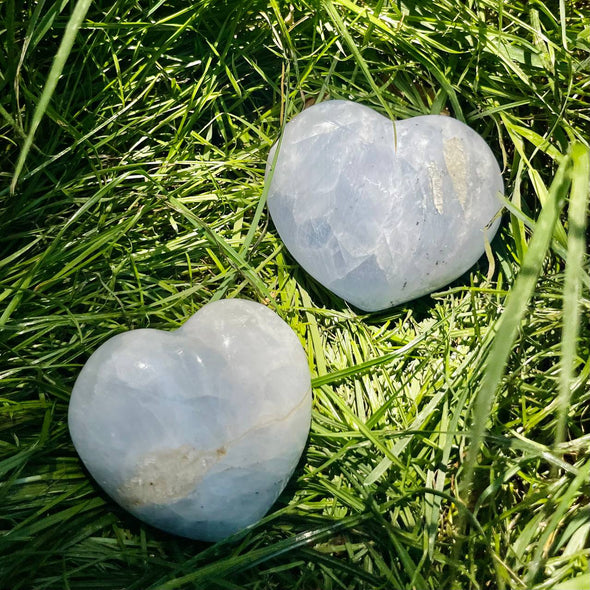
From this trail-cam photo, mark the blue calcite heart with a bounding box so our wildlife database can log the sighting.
[266,100,504,311]
[68,299,311,542]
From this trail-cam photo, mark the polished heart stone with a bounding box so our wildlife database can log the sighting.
[68,299,311,542]
[265,100,504,311]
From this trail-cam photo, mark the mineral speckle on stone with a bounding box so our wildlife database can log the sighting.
[265,100,504,311]
[68,299,311,542]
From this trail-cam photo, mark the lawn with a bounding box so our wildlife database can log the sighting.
[1,1,589,588]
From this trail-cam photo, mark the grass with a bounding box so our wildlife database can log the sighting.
[1,0,589,588]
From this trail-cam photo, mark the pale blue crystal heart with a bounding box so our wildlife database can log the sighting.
[266,100,503,311]
[69,299,311,541]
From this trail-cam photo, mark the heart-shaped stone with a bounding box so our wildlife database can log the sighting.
[266,100,503,311]
[68,299,311,541]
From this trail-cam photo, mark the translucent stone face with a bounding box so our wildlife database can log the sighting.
[266,100,504,311]
[68,299,311,542]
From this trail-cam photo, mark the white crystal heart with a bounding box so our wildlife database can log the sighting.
[68,299,311,542]
[266,100,504,311]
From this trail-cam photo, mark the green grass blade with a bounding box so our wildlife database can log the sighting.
[525,459,590,585]
[154,514,370,589]
[167,196,272,301]
[10,0,93,193]
[554,144,590,447]
[461,146,574,497]
[322,0,396,121]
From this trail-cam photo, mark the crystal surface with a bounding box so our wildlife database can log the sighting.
[266,100,504,311]
[68,299,311,542]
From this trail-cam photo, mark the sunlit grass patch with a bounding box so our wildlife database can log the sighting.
[1,1,589,588]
